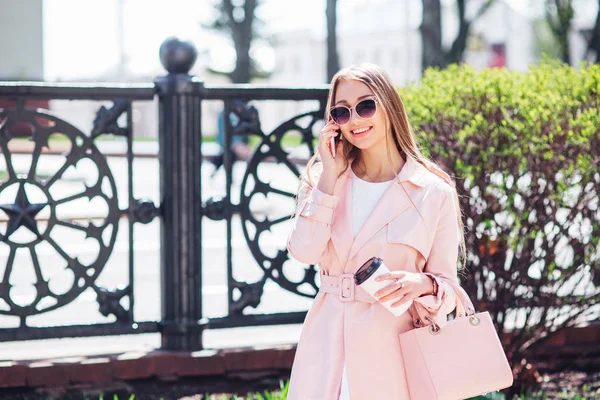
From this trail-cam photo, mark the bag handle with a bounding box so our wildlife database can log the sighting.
[409,278,477,331]
[426,275,475,317]
[445,279,476,317]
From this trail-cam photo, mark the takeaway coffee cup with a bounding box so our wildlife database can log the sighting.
[354,257,413,316]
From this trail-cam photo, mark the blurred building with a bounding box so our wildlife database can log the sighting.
[0,0,44,81]
[264,0,597,130]
[270,0,598,86]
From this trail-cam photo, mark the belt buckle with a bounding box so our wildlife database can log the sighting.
[338,274,355,302]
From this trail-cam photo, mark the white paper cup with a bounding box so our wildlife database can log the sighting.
[354,257,412,317]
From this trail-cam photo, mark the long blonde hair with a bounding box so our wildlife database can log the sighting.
[305,63,466,264]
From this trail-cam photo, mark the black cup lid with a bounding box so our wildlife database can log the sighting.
[354,257,382,286]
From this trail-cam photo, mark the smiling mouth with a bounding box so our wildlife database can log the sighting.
[351,126,372,136]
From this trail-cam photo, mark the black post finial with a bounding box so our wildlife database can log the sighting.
[159,37,198,75]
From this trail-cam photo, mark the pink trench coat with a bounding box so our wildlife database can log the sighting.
[286,156,462,400]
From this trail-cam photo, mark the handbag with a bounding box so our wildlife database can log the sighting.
[398,281,513,400]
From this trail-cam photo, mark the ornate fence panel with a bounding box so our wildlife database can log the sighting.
[0,84,159,341]
[201,88,328,331]
[0,38,329,350]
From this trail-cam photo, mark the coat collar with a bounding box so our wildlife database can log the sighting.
[330,156,427,268]
[397,155,427,188]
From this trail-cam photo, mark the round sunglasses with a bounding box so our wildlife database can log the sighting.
[329,97,379,125]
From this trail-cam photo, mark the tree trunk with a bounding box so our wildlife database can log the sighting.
[231,29,252,83]
[326,0,340,82]
[587,0,600,63]
[421,0,495,70]
[420,0,445,70]
[546,0,574,65]
[562,36,572,64]
[446,0,471,65]
[224,0,256,83]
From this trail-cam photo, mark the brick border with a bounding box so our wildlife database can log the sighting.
[0,345,297,389]
[2,324,600,390]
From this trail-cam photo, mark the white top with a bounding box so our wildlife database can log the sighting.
[339,169,394,400]
[351,169,394,237]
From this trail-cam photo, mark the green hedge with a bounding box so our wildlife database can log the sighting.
[401,61,600,390]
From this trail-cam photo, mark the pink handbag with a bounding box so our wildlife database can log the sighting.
[399,281,514,400]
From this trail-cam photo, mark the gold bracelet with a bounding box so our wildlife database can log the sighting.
[427,274,438,296]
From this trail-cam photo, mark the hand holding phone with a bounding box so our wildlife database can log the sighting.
[320,121,340,162]
[330,136,336,158]
[329,128,341,158]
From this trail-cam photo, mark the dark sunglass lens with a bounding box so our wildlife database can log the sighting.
[330,107,350,124]
[356,99,376,118]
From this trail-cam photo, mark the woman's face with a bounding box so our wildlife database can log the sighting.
[332,79,389,152]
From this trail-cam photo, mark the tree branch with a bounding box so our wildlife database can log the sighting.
[223,0,234,28]
[446,0,495,65]
[476,0,495,20]
[586,0,600,62]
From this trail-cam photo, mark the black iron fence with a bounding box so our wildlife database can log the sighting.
[0,38,328,350]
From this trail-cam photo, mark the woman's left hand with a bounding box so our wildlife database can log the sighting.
[374,272,434,308]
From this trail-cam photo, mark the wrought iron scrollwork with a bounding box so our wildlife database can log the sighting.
[0,182,50,241]
[92,99,130,137]
[229,100,261,137]
[237,109,324,304]
[132,199,160,224]
[202,196,231,220]
[95,286,131,322]
[231,279,265,315]
[0,104,120,320]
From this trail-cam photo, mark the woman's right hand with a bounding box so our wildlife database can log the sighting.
[316,121,346,195]
[319,121,346,173]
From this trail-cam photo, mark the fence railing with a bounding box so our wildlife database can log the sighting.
[0,37,329,350]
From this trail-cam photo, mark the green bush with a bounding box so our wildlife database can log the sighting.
[401,61,600,391]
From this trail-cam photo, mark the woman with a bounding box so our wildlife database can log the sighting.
[286,64,466,399]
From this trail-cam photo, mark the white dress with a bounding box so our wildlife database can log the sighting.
[339,170,393,400]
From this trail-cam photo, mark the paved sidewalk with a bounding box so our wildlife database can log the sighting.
[5,139,312,163]
[5,139,220,159]
[0,324,303,362]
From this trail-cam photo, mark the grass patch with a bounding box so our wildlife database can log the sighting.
[88,385,596,400]
[90,381,288,400]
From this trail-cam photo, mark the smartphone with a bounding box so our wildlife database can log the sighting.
[330,128,341,158]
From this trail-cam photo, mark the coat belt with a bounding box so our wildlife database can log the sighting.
[319,274,376,303]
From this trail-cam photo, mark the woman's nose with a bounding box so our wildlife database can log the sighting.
[349,108,361,124]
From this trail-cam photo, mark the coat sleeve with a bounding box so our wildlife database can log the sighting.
[287,177,339,265]
[412,186,460,328]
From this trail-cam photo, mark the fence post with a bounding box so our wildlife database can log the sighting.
[155,37,205,350]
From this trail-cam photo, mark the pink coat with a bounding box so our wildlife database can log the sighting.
[286,156,462,400]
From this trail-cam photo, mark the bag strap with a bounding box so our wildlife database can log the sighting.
[445,279,476,317]
[408,279,477,329]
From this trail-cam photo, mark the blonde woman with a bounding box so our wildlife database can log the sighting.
[287,64,466,399]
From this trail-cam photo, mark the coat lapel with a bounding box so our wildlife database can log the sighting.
[347,156,428,263]
[346,181,411,262]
